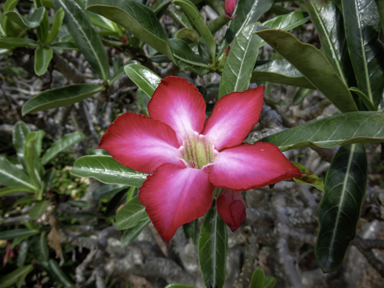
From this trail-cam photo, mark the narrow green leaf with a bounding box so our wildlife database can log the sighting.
[93,184,127,200]
[22,84,104,115]
[42,259,74,287]
[252,60,315,89]
[0,265,33,288]
[43,168,56,192]
[198,202,227,288]
[292,162,324,191]
[263,276,276,288]
[4,0,19,12]
[29,200,49,219]
[175,28,200,44]
[12,121,30,170]
[71,155,147,187]
[86,0,176,63]
[36,9,49,43]
[0,229,39,240]
[121,217,151,247]
[46,8,65,43]
[31,232,49,263]
[86,10,118,33]
[316,144,367,272]
[136,88,150,116]
[55,0,110,80]
[0,156,36,190]
[17,241,29,267]
[292,88,314,106]
[24,132,43,190]
[256,29,358,113]
[304,0,354,86]
[173,0,216,61]
[0,37,39,49]
[343,0,384,108]
[169,6,193,29]
[108,66,126,86]
[34,47,53,76]
[67,200,90,208]
[260,111,384,151]
[183,219,198,244]
[0,186,35,197]
[50,41,78,50]
[219,23,261,98]
[116,196,148,230]
[41,132,85,165]
[164,285,196,288]
[124,63,161,97]
[207,15,230,35]
[250,267,265,288]
[11,234,33,249]
[4,7,45,29]
[349,87,376,111]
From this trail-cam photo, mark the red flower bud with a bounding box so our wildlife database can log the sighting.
[217,189,246,232]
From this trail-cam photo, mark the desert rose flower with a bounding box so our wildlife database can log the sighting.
[97,76,301,243]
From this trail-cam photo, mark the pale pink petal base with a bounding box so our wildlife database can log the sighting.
[97,113,181,174]
[217,189,246,232]
[148,76,206,143]
[203,87,264,151]
[139,163,214,244]
[208,142,302,190]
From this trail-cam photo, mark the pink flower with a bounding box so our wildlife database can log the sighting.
[225,0,237,18]
[98,76,301,243]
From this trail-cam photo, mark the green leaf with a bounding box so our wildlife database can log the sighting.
[31,232,49,263]
[0,186,35,197]
[292,162,324,191]
[13,121,30,170]
[168,38,210,76]
[316,144,367,272]
[67,200,90,208]
[198,201,227,288]
[24,132,43,190]
[349,87,376,111]
[183,219,198,244]
[93,184,127,200]
[260,111,384,151]
[250,267,265,288]
[0,37,39,49]
[4,0,19,12]
[41,259,74,287]
[11,234,33,249]
[71,155,147,187]
[55,0,110,80]
[164,285,196,288]
[304,0,354,87]
[175,28,200,44]
[0,156,36,190]
[173,0,216,62]
[86,0,176,63]
[46,8,65,43]
[34,47,53,76]
[22,84,104,115]
[263,276,276,288]
[116,196,148,230]
[342,0,384,108]
[252,60,315,89]
[36,9,49,43]
[260,11,309,47]
[4,7,45,29]
[207,15,230,35]
[292,88,314,106]
[50,41,78,50]
[17,241,29,267]
[121,217,151,247]
[29,200,49,219]
[124,63,161,97]
[0,265,33,288]
[86,10,120,33]
[0,229,39,240]
[255,29,358,113]
[377,0,384,33]
[169,6,193,29]
[136,88,150,116]
[41,132,85,165]
[218,23,261,98]
[43,168,56,192]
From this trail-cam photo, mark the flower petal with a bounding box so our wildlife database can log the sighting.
[139,163,214,244]
[202,86,264,151]
[208,142,302,190]
[148,76,206,143]
[224,0,237,17]
[217,189,246,232]
[97,113,181,174]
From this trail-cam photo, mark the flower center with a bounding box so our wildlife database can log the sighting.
[182,133,216,169]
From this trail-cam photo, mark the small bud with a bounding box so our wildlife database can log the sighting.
[216,45,231,71]
[217,189,246,232]
[225,0,238,17]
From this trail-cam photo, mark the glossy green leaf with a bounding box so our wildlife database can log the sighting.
[173,0,216,61]
[219,23,261,98]
[71,155,147,187]
[22,84,104,115]
[55,0,110,80]
[0,186,35,197]
[252,60,315,89]
[93,184,127,200]
[13,121,30,170]
[343,0,384,108]
[121,217,151,247]
[29,200,49,219]
[41,259,74,287]
[349,87,376,111]
[86,10,118,32]
[116,196,148,230]
[50,41,78,50]
[169,6,193,29]
[0,229,39,240]
[0,37,39,49]
[36,8,49,43]
[24,132,43,190]
[86,0,176,62]
[316,144,367,272]
[151,0,171,15]
[250,267,265,288]
[124,63,161,97]
[0,265,33,288]
[198,202,227,288]
[292,162,324,191]
[0,156,36,190]
[46,8,65,43]
[256,29,358,113]
[136,88,150,116]
[164,285,196,288]
[4,7,45,29]
[17,241,29,267]
[31,232,49,263]
[34,47,53,76]
[4,0,19,12]
[41,132,84,165]
[175,28,200,44]
[168,38,210,75]
[260,11,309,47]
[292,88,314,105]
[304,0,353,86]
[260,111,384,151]
[263,276,276,288]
